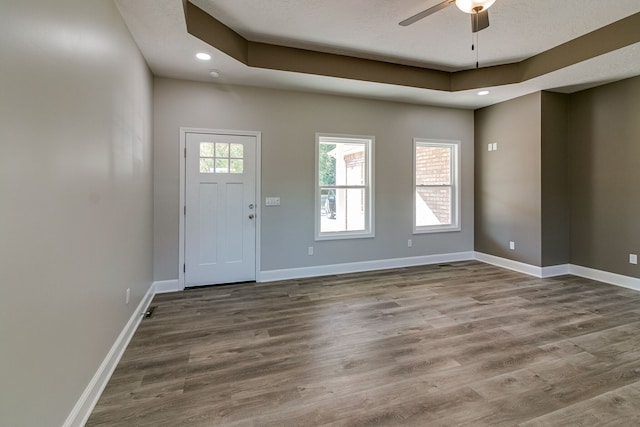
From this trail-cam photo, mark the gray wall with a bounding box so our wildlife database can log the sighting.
[569,76,640,277]
[0,1,153,426]
[153,78,474,280]
[474,93,543,266]
[541,92,570,267]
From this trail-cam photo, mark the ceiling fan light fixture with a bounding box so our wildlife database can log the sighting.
[455,0,496,14]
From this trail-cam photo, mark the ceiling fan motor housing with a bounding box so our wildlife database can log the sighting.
[455,0,496,14]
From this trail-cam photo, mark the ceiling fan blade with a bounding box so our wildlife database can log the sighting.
[471,9,490,33]
[399,0,456,26]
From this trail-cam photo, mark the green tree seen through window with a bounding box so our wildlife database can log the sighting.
[319,143,336,186]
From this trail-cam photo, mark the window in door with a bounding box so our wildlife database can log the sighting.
[199,141,244,174]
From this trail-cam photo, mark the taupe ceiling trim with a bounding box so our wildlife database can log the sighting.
[185,2,640,92]
[247,42,451,91]
[185,1,248,64]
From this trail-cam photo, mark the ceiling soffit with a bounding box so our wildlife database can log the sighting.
[184,2,640,93]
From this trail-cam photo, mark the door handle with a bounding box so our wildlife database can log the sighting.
[249,214,255,219]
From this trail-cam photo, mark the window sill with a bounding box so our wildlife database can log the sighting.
[413,225,461,234]
[315,231,375,241]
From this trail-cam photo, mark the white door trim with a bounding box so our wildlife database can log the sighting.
[178,127,261,290]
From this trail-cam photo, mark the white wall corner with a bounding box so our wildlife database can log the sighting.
[153,279,182,294]
[259,252,475,282]
[569,264,640,292]
[63,283,155,427]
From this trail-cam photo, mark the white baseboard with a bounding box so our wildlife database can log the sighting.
[541,264,571,278]
[259,251,475,282]
[473,252,640,292]
[569,264,640,292]
[63,283,155,427]
[474,252,545,277]
[153,279,181,294]
[473,252,569,278]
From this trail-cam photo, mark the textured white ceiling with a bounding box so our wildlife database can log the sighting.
[115,0,640,109]
[190,0,640,70]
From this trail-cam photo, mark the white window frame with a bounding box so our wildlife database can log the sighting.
[315,133,375,241]
[413,138,461,234]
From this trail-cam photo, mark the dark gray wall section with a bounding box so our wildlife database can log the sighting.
[474,93,542,266]
[568,76,640,277]
[541,92,570,267]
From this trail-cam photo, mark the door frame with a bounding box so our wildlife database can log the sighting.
[178,127,262,290]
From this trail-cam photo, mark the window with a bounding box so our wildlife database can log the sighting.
[199,141,244,174]
[414,139,460,233]
[316,134,374,240]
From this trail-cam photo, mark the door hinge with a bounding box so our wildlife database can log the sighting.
[184,147,187,158]
[184,205,186,215]
[183,263,186,273]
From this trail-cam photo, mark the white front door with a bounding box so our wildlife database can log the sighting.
[185,132,256,287]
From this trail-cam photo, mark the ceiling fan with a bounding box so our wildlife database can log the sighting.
[400,0,496,32]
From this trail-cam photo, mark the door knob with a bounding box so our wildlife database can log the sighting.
[249,214,255,219]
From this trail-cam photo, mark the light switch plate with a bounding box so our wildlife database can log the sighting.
[265,197,280,206]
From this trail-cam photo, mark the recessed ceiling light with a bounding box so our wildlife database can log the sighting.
[478,90,490,96]
[209,70,220,78]
[196,52,211,61]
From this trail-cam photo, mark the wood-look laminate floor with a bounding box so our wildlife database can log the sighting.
[87,261,640,426]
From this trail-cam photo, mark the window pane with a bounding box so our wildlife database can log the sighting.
[230,143,244,158]
[317,135,373,240]
[415,145,451,186]
[320,188,365,233]
[215,143,229,158]
[335,143,366,186]
[230,159,243,174]
[416,187,452,226]
[320,188,336,219]
[319,142,336,186]
[199,158,214,173]
[215,158,229,173]
[200,142,214,157]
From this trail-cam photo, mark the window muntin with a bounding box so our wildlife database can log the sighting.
[414,139,460,233]
[199,142,244,174]
[316,134,374,240]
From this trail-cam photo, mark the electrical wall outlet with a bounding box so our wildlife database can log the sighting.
[308,246,314,256]
[509,241,515,250]
[630,254,637,265]
[125,288,130,305]
[408,239,412,248]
